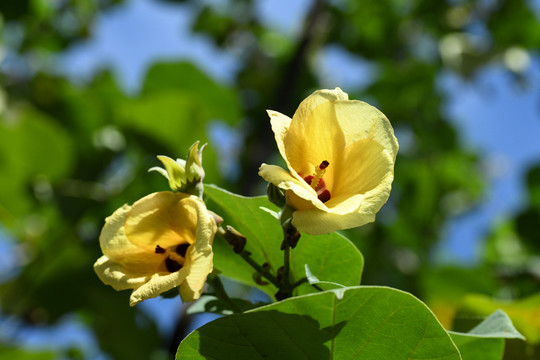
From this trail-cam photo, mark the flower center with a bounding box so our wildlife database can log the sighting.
[155,243,190,272]
[303,160,331,203]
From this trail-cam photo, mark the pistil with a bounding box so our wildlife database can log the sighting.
[310,160,329,190]
[303,160,332,203]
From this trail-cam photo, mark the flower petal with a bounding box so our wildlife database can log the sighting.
[125,192,197,249]
[259,164,327,211]
[179,197,216,301]
[94,255,150,291]
[333,100,399,161]
[332,139,394,199]
[99,204,162,274]
[130,269,189,306]
[267,88,349,187]
[292,161,395,235]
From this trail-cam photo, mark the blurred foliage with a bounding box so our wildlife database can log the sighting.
[1,0,539,358]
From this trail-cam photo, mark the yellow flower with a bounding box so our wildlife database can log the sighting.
[259,88,398,235]
[94,192,216,306]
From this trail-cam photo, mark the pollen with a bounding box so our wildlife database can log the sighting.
[311,160,329,189]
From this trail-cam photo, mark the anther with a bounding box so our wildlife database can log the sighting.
[318,189,331,203]
[155,245,166,254]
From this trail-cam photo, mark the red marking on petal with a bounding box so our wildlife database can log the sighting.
[165,257,183,272]
[318,190,331,203]
[304,175,314,185]
[175,243,189,257]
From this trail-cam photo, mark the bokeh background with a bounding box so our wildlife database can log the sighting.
[1,0,539,359]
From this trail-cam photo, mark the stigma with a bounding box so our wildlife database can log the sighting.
[303,160,331,203]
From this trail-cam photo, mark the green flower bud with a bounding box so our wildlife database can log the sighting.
[150,155,187,192]
[148,141,207,197]
[186,141,206,183]
[267,182,286,208]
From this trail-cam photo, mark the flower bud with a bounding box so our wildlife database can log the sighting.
[186,141,206,183]
[150,155,187,192]
[267,182,286,208]
[149,141,207,197]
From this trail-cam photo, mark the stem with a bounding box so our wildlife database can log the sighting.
[292,277,308,288]
[239,251,280,288]
[216,228,280,288]
[281,240,292,297]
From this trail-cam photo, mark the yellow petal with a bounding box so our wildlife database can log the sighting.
[130,269,189,306]
[292,154,395,235]
[284,100,345,192]
[99,203,161,274]
[333,100,399,161]
[179,196,216,302]
[332,139,394,199]
[124,192,197,249]
[292,88,348,122]
[258,164,327,211]
[94,255,150,291]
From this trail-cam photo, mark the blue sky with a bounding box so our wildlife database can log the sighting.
[3,0,540,356]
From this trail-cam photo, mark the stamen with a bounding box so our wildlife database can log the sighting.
[155,245,166,254]
[302,160,332,203]
[165,257,183,272]
[318,189,331,203]
[311,160,329,189]
[175,243,190,257]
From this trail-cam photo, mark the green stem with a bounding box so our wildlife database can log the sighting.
[281,240,292,296]
[216,228,280,288]
[292,277,308,288]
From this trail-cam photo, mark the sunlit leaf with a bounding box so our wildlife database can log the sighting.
[450,309,525,360]
[204,185,364,298]
[177,286,460,359]
[457,293,540,345]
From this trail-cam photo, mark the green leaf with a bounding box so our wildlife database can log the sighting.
[457,293,539,344]
[177,286,461,359]
[0,346,56,360]
[187,295,263,315]
[466,309,525,339]
[0,107,74,220]
[449,309,525,360]
[304,264,347,297]
[141,61,241,124]
[449,335,503,360]
[204,185,364,297]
